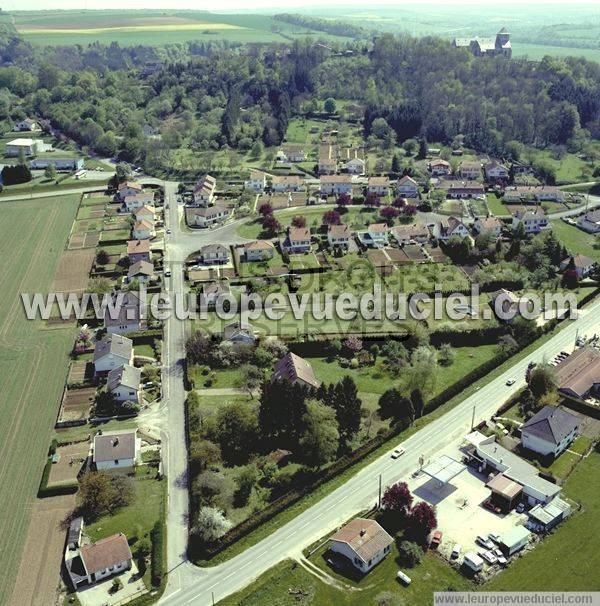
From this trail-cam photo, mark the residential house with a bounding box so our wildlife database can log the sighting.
[272,352,321,389]
[484,161,509,183]
[489,288,520,322]
[65,529,133,589]
[367,176,390,196]
[554,346,600,401]
[559,254,595,279]
[576,210,600,234]
[511,161,534,175]
[365,223,389,248]
[504,186,565,204]
[124,193,155,212]
[432,216,470,242]
[133,205,156,222]
[201,281,231,308]
[117,181,143,202]
[429,158,451,177]
[14,118,41,132]
[30,157,84,171]
[5,138,40,157]
[392,223,429,245]
[222,321,256,345]
[193,174,217,206]
[341,148,366,174]
[318,144,338,175]
[457,161,482,180]
[271,175,303,193]
[327,223,351,249]
[512,208,549,234]
[395,175,419,198]
[244,239,275,262]
[132,219,155,240]
[93,334,134,374]
[521,405,580,458]
[200,243,229,265]
[466,432,561,506]
[320,175,352,196]
[127,239,151,264]
[104,292,145,335]
[281,227,312,254]
[443,180,485,199]
[329,518,394,574]
[277,144,306,163]
[185,204,232,228]
[245,170,268,192]
[127,260,155,284]
[92,431,141,471]
[106,364,141,404]
[473,216,503,237]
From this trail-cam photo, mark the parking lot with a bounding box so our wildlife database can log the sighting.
[404,443,528,565]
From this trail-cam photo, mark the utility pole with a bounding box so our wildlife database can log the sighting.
[212,592,215,606]
[378,474,382,509]
[471,405,476,431]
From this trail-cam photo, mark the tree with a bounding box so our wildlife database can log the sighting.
[234,464,259,506]
[193,507,232,543]
[234,364,263,398]
[299,399,340,467]
[258,202,273,216]
[250,140,263,159]
[380,206,398,225]
[262,214,281,236]
[44,163,57,180]
[291,215,307,228]
[189,439,222,473]
[381,481,413,515]
[324,97,337,114]
[417,137,428,160]
[438,343,456,366]
[344,336,363,355]
[322,210,341,225]
[192,470,227,507]
[115,162,132,183]
[391,154,401,174]
[78,472,133,520]
[528,365,557,399]
[332,376,362,442]
[214,402,258,465]
[398,540,424,567]
[561,256,579,289]
[409,501,437,544]
[378,388,414,425]
[96,249,110,265]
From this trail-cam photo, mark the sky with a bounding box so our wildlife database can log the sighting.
[4,0,599,10]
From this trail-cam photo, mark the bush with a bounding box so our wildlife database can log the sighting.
[398,539,424,567]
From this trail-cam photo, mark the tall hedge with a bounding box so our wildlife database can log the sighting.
[150,520,165,587]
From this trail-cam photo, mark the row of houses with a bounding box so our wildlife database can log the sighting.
[116,181,158,240]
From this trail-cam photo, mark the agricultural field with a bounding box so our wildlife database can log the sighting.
[0,193,81,605]
[551,219,600,263]
[13,10,354,46]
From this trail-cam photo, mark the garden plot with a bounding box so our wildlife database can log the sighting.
[288,192,308,207]
[268,194,290,210]
[67,360,92,384]
[50,249,94,292]
[48,442,89,485]
[58,386,95,424]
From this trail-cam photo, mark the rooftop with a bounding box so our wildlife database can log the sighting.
[93,431,137,463]
[80,533,132,575]
[554,347,600,398]
[330,518,393,564]
[522,405,580,445]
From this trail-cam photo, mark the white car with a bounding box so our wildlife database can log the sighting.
[397,570,411,585]
[164,270,172,277]
[497,555,508,566]
[451,545,462,559]
[476,535,494,550]
[506,379,516,386]
[488,533,501,544]
[481,550,498,565]
[391,447,406,459]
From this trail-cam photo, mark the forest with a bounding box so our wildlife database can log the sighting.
[0,16,599,172]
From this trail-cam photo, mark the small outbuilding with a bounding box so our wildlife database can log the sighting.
[486,473,523,513]
[499,525,531,556]
[526,497,571,533]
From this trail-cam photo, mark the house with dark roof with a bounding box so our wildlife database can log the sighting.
[104,292,146,335]
[453,28,511,58]
[222,321,255,345]
[272,352,320,390]
[559,254,595,279]
[521,405,580,458]
[200,243,230,265]
[244,239,275,262]
[93,334,134,374]
[64,525,133,589]
[107,364,141,404]
[329,518,394,573]
[92,430,141,471]
[554,347,600,401]
[127,239,151,264]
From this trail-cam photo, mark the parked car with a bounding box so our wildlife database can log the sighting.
[476,535,494,550]
[480,550,498,565]
[497,555,508,566]
[397,570,411,585]
[391,446,406,459]
[430,531,442,549]
[451,545,462,559]
[164,269,172,277]
[488,533,501,544]
[516,503,525,513]
[493,548,503,558]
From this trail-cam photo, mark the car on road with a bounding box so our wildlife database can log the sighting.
[430,530,442,549]
[506,378,515,386]
[476,535,494,550]
[165,204,170,209]
[451,545,461,559]
[396,570,411,585]
[391,447,406,459]
[166,229,172,234]
[164,270,172,277]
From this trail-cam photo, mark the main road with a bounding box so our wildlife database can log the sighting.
[159,182,600,605]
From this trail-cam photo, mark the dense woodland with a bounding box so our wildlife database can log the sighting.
[0,17,599,173]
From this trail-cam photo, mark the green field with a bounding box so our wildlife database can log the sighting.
[0,194,81,604]
[551,219,600,263]
[13,10,353,46]
[512,42,600,63]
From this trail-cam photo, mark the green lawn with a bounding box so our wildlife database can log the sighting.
[0,194,81,604]
[551,219,600,262]
[188,364,246,389]
[486,450,600,591]
[528,149,592,185]
[486,192,510,216]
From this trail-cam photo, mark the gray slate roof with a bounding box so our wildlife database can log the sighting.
[93,334,133,363]
[522,406,580,445]
[107,363,141,392]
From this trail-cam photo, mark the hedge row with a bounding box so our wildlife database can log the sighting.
[150,520,165,587]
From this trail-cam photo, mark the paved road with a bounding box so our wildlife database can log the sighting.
[158,183,600,604]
